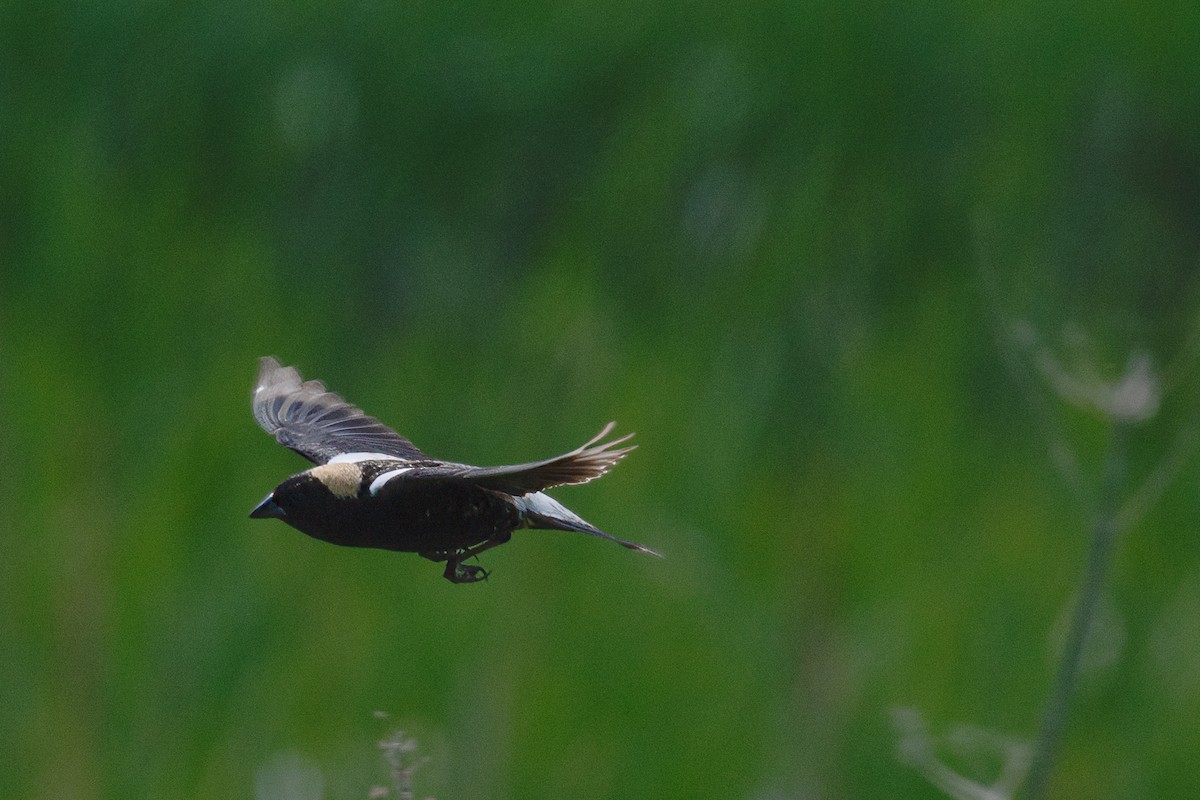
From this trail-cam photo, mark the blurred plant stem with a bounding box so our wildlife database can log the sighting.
[1017,424,1127,800]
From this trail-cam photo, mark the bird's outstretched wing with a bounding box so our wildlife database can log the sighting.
[379,422,635,496]
[252,356,427,464]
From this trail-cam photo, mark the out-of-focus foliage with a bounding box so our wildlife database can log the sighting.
[3,2,1200,798]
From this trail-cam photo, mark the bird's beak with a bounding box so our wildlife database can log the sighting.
[249,494,285,519]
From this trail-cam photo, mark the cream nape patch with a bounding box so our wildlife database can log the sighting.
[309,462,364,499]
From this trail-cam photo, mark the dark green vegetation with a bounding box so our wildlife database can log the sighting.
[4,2,1200,798]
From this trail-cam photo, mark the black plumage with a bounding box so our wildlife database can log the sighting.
[249,357,658,583]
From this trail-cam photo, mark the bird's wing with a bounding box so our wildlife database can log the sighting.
[252,356,427,464]
[375,422,635,496]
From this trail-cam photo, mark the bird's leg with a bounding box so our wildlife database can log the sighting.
[440,535,512,584]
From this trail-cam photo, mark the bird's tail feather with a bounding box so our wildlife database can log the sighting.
[515,492,661,557]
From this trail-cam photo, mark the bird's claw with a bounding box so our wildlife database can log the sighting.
[444,560,489,584]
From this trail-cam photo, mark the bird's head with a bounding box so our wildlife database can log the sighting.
[250,463,364,529]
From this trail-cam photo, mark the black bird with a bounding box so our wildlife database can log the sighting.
[250,357,658,583]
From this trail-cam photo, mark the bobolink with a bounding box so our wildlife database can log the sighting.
[250,357,658,583]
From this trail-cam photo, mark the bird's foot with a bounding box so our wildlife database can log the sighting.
[444,559,489,584]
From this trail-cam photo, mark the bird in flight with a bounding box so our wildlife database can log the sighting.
[249,357,658,583]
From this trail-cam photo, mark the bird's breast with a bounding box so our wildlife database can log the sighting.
[290,480,520,553]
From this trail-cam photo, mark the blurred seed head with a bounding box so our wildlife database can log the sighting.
[374,728,428,800]
[1014,321,1160,423]
[892,707,1030,800]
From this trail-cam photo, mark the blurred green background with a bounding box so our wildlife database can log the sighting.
[5,2,1200,798]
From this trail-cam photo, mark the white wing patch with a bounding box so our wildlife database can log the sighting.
[329,452,407,465]
[369,467,412,496]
